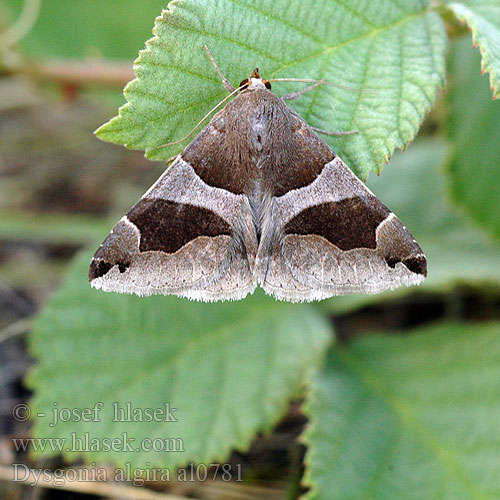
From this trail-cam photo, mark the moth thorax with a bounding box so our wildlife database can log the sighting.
[248,78,266,90]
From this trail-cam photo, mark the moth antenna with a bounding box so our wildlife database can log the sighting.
[204,45,235,93]
[152,83,246,151]
[267,78,378,94]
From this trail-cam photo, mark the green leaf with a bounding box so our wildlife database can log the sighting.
[96,0,446,178]
[28,251,332,469]
[446,36,500,246]
[320,138,500,314]
[303,321,500,500]
[445,0,500,97]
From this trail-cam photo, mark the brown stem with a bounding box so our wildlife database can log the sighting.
[0,464,196,500]
[3,56,135,88]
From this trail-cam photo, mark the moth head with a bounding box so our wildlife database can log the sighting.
[239,68,272,92]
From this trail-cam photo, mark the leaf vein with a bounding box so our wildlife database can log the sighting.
[224,0,326,47]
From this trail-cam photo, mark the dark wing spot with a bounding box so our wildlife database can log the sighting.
[385,257,399,268]
[118,262,130,273]
[284,197,387,250]
[89,260,112,280]
[383,254,427,276]
[403,255,427,276]
[128,199,231,254]
[89,260,130,280]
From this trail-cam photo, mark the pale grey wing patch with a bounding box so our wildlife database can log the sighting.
[90,217,236,296]
[181,256,257,301]
[275,158,359,225]
[280,235,424,298]
[260,234,424,303]
[179,199,259,302]
[144,157,242,226]
[258,240,333,302]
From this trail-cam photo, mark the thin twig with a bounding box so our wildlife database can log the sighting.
[3,58,135,88]
[0,0,42,48]
[0,281,34,316]
[0,319,32,345]
[0,398,26,415]
[0,465,197,500]
[199,480,284,499]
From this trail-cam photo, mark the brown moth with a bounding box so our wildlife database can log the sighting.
[89,60,426,302]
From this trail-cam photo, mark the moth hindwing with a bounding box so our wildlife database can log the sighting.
[89,70,426,302]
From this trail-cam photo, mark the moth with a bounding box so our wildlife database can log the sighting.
[89,50,426,302]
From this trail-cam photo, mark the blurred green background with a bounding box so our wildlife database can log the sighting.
[2,0,164,58]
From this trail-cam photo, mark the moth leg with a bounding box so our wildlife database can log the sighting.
[281,83,321,101]
[310,126,358,136]
[165,153,180,165]
[204,44,235,93]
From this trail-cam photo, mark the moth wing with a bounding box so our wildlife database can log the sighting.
[89,157,258,301]
[259,156,426,302]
